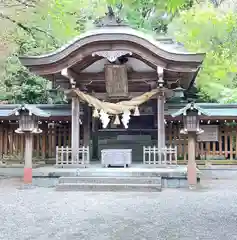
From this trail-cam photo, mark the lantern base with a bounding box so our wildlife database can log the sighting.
[32,128,42,134]
[15,128,42,134]
[180,128,188,134]
[196,128,204,135]
[180,128,204,135]
[15,128,24,134]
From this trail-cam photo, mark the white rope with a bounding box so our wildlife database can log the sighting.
[73,88,158,115]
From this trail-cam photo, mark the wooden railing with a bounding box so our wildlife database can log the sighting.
[143,146,177,165]
[166,124,237,161]
[55,146,89,167]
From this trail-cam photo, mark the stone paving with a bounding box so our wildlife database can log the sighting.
[0,165,237,179]
[0,178,237,240]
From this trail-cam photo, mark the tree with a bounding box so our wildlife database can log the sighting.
[0,0,195,104]
[168,3,237,102]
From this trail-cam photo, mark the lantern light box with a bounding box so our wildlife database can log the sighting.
[9,105,50,134]
[171,102,209,135]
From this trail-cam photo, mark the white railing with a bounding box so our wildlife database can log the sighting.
[55,146,90,167]
[143,146,177,165]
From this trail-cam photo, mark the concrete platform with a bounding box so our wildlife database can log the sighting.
[32,165,193,178]
[29,165,200,189]
[0,164,201,189]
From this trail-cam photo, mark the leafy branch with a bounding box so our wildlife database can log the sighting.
[0,13,58,47]
[0,0,37,8]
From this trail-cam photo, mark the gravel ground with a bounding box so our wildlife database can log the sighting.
[201,169,237,179]
[0,179,237,240]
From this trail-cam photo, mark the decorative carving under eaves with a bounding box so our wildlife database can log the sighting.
[92,51,132,63]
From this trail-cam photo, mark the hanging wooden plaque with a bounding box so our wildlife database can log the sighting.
[105,64,128,98]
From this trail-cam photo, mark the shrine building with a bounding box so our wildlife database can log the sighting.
[0,13,237,166]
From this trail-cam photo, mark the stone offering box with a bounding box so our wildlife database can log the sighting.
[101,149,132,167]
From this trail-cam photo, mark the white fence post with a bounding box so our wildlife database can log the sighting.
[143,146,145,164]
[143,145,177,166]
[153,146,156,165]
[55,146,90,167]
[174,146,177,165]
[66,146,69,165]
[56,146,58,165]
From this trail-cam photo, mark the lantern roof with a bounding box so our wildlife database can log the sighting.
[171,102,210,118]
[9,104,51,117]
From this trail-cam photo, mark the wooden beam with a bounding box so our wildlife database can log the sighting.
[68,71,158,82]
[55,71,189,87]
[67,71,190,82]
[65,90,161,100]
[55,78,181,88]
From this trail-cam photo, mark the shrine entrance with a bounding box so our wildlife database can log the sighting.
[19,9,205,167]
[96,113,155,163]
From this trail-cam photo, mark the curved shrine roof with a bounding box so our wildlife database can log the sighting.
[19,26,205,69]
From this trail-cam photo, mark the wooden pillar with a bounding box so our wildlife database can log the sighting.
[71,96,80,161]
[83,104,91,147]
[92,117,99,160]
[187,132,197,187]
[24,132,33,184]
[157,92,165,149]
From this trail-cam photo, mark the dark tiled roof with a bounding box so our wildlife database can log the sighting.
[171,103,210,117]
[9,104,50,117]
[0,103,237,118]
[0,104,76,118]
[167,103,237,117]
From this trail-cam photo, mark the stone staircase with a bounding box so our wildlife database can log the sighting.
[56,176,162,192]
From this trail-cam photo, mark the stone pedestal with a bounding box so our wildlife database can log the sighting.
[187,132,197,187]
[24,133,33,184]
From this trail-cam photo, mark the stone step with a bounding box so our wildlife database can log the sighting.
[70,170,164,178]
[58,176,162,185]
[43,166,189,179]
[55,183,162,192]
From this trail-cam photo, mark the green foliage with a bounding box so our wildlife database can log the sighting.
[0,0,85,103]
[110,0,193,34]
[108,0,192,14]
[0,0,202,104]
[169,4,237,102]
[120,0,170,33]
[1,56,64,104]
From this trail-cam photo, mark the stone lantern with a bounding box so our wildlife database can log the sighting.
[9,105,50,185]
[180,106,204,135]
[172,102,209,188]
[173,86,185,99]
[15,109,42,134]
